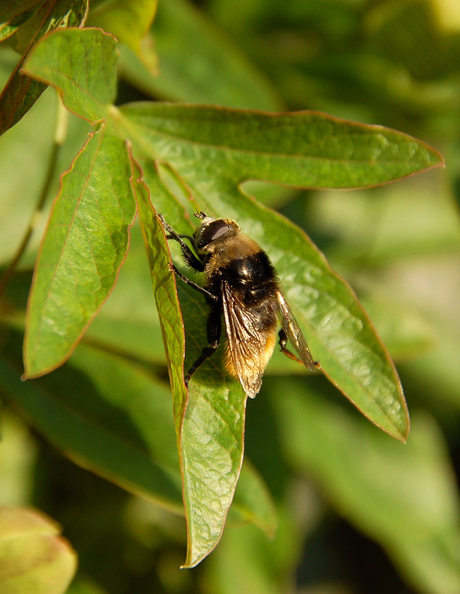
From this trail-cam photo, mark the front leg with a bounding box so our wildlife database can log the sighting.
[158,214,204,272]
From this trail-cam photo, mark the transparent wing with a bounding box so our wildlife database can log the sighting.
[276,290,318,372]
[221,281,265,398]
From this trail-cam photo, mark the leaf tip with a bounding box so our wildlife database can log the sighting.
[382,405,411,443]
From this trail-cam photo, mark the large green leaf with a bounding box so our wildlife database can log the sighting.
[119,103,442,188]
[135,165,253,566]
[117,102,438,440]
[23,126,136,377]
[179,381,247,567]
[20,29,126,380]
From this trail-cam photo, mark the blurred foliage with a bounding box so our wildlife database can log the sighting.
[0,0,460,592]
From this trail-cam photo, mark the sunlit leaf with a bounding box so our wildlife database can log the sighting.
[21,27,117,123]
[120,103,443,189]
[135,164,250,566]
[134,160,187,430]
[116,102,440,439]
[84,223,166,363]
[24,126,136,378]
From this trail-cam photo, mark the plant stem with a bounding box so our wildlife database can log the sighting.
[0,99,68,297]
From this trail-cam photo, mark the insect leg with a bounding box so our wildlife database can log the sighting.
[185,305,221,385]
[165,233,194,242]
[158,214,204,272]
[278,329,320,369]
[278,328,307,364]
[169,263,218,302]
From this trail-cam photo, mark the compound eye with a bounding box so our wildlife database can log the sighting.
[209,222,231,241]
[198,221,232,247]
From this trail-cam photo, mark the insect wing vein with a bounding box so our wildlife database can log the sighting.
[222,281,264,398]
[276,290,317,371]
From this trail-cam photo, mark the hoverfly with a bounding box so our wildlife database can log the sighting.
[160,212,320,398]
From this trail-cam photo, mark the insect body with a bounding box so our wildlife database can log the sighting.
[160,212,319,398]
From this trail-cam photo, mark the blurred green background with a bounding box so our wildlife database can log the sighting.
[1,0,460,592]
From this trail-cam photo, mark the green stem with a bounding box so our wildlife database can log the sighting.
[0,99,68,297]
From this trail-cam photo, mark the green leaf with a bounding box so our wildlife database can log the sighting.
[84,223,167,364]
[273,381,460,594]
[118,102,435,439]
[0,0,87,134]
[88,0,158,56]
[0,507,77,594]
[169,260,250,566]
[119,0,283,110]
[134,159,187,432]
[134,164,250,566]
[180,381,247,567]
[23,126,136,378]
[120,103,444,188]
[21,27,118,123]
